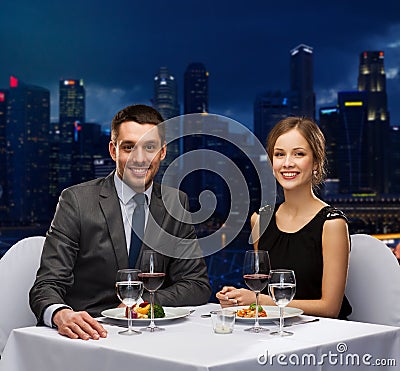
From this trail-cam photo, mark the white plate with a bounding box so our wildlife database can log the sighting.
[235,305,303,322]
[100,307,191,323]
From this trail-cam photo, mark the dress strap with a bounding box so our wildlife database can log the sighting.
[322,206,351,251]
[323,206,348,222]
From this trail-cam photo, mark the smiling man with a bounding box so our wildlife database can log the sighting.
[29,104,211,340]
[110,110,167,192]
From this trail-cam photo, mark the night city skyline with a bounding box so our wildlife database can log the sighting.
[1,52,399,226]
[1,1,400,130]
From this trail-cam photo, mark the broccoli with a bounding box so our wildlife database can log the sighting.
[152,304,165,318]
[249,303,263,312]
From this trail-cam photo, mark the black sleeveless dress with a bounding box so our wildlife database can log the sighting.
[259,205,352,319]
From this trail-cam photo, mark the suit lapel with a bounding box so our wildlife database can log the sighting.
[99,172,129,269]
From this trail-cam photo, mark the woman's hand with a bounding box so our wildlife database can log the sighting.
[216,286,256,307]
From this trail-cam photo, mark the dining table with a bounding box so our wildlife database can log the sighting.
[0,303,399,370]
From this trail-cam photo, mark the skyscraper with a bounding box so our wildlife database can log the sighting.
[153,67,180,185]
[357,51,389,122]
[153,67,180,120]
[182,63,231,222]
[253,91,291,145]
[319,107,340,176]
[48,122,61,209]
[5,77,50,223]
[290,44,315,119]
[57,79,85,193]
[183,62,209,152]
[0,89,8,220]
[184,63,208,114]
[59,79,85,125]
[357,51,390,194]
[72,122,103,184]
[389,126,400,194]
[182,63,209,211]
[337,91,370,194]
[319,106,341,196]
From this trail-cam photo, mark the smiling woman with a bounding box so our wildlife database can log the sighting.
[272,131,316,193]
[217,116,352,320]
[267,117,327,190]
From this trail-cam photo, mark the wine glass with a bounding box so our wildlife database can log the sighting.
[115,269,144,335]
[139,250,166,332]
[242,250,271,333]
[268,269,296,336]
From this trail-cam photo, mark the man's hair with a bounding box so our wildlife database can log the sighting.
[111,104,165,143]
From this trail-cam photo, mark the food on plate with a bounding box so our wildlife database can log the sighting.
[124,301,166,319]
[152,304,165,318]
[236,303,267,318]
[135,303,151,315]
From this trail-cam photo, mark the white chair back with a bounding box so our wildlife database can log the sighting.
[346,234,400,326]
[0,236,45,355]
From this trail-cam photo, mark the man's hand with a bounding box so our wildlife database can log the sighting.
[52,308,107,340]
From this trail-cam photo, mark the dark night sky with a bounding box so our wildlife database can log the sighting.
[1,0,400,130]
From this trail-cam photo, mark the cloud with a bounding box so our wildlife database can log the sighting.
[316,89,340,107]
[85,84,148,129]
[388,40,400,48]
[386,68,399,79]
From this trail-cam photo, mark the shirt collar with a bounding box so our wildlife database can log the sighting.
[114,172,152,205]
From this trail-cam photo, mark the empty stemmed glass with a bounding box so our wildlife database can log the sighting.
[268,269,296,336]
[242,250,271,333]
[139,250,166,332]
[115,269,144,335]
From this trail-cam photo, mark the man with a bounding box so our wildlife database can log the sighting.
[29,104,211,340]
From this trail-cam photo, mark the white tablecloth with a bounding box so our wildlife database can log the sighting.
[1,303,399,370]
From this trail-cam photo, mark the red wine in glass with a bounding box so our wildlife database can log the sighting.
[242,250,271,333]
[243,273,270,292]
[138,272,166,292]
[140,250,166,332]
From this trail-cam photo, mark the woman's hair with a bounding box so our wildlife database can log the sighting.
[266,116,327,187]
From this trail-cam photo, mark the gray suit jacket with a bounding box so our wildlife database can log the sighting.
[29,172,211,322]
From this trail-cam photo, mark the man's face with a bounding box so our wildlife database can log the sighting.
[109,121,166,192]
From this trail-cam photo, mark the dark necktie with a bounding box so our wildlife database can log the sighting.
[129,193,146,268]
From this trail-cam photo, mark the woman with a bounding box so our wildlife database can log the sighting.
[217,117,351,319]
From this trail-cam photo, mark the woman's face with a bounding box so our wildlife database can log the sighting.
[272,128,316,191]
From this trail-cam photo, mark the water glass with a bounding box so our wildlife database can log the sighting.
[211,309,236,334]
